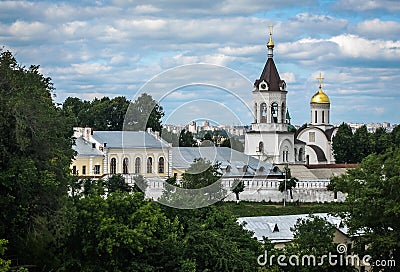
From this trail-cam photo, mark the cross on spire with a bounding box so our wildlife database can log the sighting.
[269,23,273,35]
[317,72,324,89]
[267,23,275,51]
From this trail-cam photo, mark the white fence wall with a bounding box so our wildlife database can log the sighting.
[122,175,346,203]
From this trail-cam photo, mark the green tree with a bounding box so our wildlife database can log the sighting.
[161,128,179,146]
[282,215,353,272]
[329,147,400,271]
[391,125,400,148]
[181,207,263,272]
[200,132,214,146]
[372,127,392,154]
[352,125,372,162]
[63,180,182,271]
[179,129,197,147]
[279,166,298,200]
[232,178,245,202]
[124,93,164,132]
[160,158,225,208]
[332,123,354,163]
[106,174,131,193]
[182,158,222,189]
[132,175,148,193]
[0,50,75,267]
[62,96,130,130]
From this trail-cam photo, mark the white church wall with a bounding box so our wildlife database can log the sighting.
[123,176,347,203]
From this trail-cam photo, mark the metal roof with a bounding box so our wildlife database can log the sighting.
[238,213,349,243]
[171,147,277,176]
[92,131,170,149]
[73,137,104,157]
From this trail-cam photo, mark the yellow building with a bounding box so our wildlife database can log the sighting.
[71,127,171,179]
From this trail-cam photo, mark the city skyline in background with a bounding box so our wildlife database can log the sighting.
[1,0,399,126]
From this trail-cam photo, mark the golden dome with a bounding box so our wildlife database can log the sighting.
[311,88,330,104]
[267,33,274,49]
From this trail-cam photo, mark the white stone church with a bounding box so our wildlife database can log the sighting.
[244,28,337,165]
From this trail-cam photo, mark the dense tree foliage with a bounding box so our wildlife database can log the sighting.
[62,178,182,272]
[333,123,400,163]
[63,93,164,133]
[161,128,179,146]
[329,147,400,271]
[332,123,354,163]
[63,96,130,130]
[124,93,164,132]
[179,129,198,147]
[159,159,263,271]
[0,50,75,267]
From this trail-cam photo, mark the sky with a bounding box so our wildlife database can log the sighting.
[1,0,399,127]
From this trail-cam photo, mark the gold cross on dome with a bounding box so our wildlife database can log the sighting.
[316,72,324,88]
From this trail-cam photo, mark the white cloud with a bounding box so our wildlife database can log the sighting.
[0,0,399,125]
[281,72,296,83]
[71,63,111,75]
[9,20,50,39]
[334,0,400,12]
[134,4,161,13]
[329,34,400,60]
[351,19,400,39]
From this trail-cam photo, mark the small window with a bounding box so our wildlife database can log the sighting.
[273,224,279,232]
[135,157,141,174]
[158,157,165,174]
[94,165,100,175]
[271,102,278,123]
[309,132,315,142]
[314,110,318,123]
[147,157,153,173]
[110,158,117,174]
[298,148,304,161]
[258,141,264,152]
[123,157,129,174]
[72,165,77,175]
[322,111,325,123]
[260,103,267,123]
[82,165,86,175]
[92,143,96,148]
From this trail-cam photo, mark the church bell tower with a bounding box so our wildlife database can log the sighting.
[244,25,296,164]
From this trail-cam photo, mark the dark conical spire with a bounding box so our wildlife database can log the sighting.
[254,25,285,92]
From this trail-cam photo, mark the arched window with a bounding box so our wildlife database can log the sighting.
[281,102,285,123]
[158,157,165,174]
[147,157,153,173]
[123,157,129,174]
[135,157,141,174]
[258,141,264,152]
[110,157,117,174]
[322,111,325,123]
[299,148,303,161]
[260,103,267,123]
[315,110,318,123]
[271,102,278,123]
[294,148,298,161]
